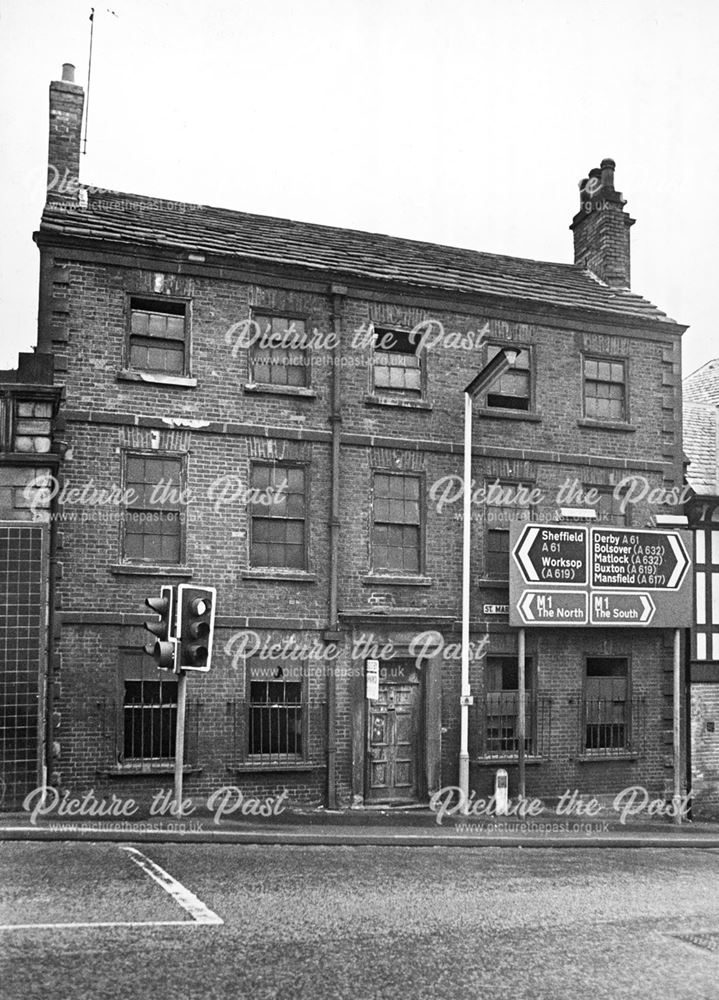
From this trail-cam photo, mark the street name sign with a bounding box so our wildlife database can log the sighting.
[509,523,692,628]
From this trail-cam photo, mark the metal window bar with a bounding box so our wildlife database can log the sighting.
[226,700,326,767]
[472,695,552,760]
[101,696,201,768]
[581,695,646,757]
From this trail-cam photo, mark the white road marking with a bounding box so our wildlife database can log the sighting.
[121,846,223,925]
[0,845,223,931]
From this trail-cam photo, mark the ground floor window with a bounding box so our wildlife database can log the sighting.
[247,662,305,762]
[123,676,178,762]
[483,656,535,756]
[584,656,629,754]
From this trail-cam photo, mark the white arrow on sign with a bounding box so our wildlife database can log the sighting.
[667,534,690,589]
[515,526,541,582]
[519,591,536,621]
[639,594,655,623]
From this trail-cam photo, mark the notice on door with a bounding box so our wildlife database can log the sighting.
[366,659,380,700]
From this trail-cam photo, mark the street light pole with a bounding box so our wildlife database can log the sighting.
[460,348,519,811]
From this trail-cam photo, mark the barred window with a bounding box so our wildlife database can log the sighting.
[584,358,626,421]
[123,677,178,762]
[129,298,187,375]
[250,464,306,569]
[124,454,183,564]
[486,345,531,411]
[373,327,422,395]
[372,473,421,573]
[249,663,304,760]
[484,656,534,756]
[250,315,309,388]
[584,657,629,753]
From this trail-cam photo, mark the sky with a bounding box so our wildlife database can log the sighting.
[0,0,717,378]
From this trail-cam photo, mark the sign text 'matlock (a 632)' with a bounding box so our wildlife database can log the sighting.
[509,523,692,628]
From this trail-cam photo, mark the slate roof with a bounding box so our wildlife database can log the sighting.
[684,361,719,497]
[38,188,678,325]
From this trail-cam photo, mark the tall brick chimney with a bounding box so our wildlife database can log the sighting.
[570,159,635,289]
[47,63,84,203]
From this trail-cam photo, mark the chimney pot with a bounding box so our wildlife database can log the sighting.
[61,63,75,83]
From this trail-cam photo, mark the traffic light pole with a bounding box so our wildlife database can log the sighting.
[174,670,187,814]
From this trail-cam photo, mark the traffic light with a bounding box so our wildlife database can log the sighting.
[143,584,178,671]
[177,585,216,672]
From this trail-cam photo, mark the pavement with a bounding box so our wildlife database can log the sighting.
[3,798,719,848]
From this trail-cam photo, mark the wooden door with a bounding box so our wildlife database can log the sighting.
[366,664,421,803]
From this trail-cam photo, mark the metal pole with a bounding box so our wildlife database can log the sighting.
[673,627,682,825]
[459,390,472,811]
[518,627,526,799]
[174,670,187,816]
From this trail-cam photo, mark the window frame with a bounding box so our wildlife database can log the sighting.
[582,654,632,756]
[583,483,631,527]
[248,309,312,390]
[248,461,309,571]
[116,648,179,767]
[483,343,534,413]
[370,470,425,576]
[483,478,535,582]
[370,325,427,400]
[482,654,537,758]
[244,659,308,765]
[125,294,191,378]
[120,449,187,567]
[582,355,629,423]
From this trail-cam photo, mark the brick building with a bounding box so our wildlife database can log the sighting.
[29,65,689,810]
[683,359,719,816]
[0,352,62,808]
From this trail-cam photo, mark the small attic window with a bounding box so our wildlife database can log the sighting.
[128,297,188,376]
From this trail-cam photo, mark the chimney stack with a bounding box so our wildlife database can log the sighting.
[47,63,84,204]
[570,158,635,289]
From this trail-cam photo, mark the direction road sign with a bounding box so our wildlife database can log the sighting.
[513,525,587,584]
[509,522,692,628]
[590,591,656,626]
[591,529,690,590]
[517,590,588,625]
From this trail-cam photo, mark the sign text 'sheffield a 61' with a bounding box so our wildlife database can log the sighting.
[508,523,692,628]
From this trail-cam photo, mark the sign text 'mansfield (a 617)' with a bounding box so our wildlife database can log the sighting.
[508,523,692,628]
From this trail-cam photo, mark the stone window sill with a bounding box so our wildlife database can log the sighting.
[241,569,318,583]
[576,753,639,763]
[477,578,510,589]
[244,383,316,399]
[473,756,543,766]
[228,762,321,774]
[577,418,636,433]
[118,370,197,388]
[101,765,203,778]
[362,574,432,587]
[364,394,432,411]
[475,407,542,423]
[110,563,193,577]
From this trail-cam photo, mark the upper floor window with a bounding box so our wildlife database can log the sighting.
[129,298,188,376]
[485,345,531,411]
[585,484,629,526]
[250,464,307,569]
[485,480,533,580]
[372,327,422,396]
[124,453,183,564]
[372,472,421,573]
[583,358,626,422]
[250,314,309,388]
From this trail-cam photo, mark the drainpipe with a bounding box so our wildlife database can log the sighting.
[325,284,347,809]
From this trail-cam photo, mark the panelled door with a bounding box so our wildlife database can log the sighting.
[366,660,422,804]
